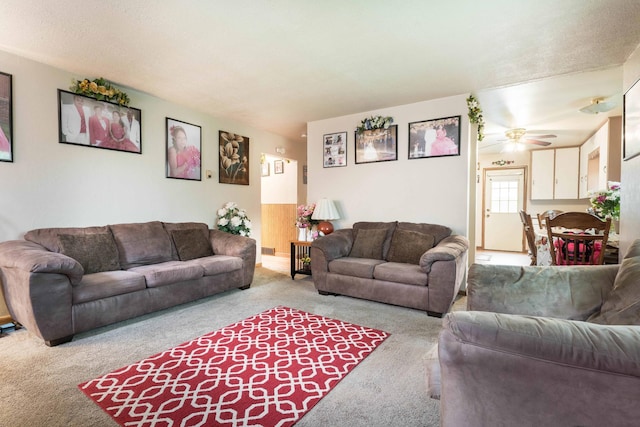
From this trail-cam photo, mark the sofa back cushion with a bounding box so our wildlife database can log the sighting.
[349,228,388,259]
[109,221,173,269]
[397,222,451,245]
[25,225,112,252]
[386,229,435,264]
[353,222,397,259]
[587,240,640,325]
[163,222,211,260]
[58,232,121,274]
[170,228,214,261]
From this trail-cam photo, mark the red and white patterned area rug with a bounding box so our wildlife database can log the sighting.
[79,306,389,426]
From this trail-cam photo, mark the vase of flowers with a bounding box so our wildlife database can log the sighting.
[589,182,620,232]
[296,203,318,240]
[301,256,311,271]
[216,202,252,236]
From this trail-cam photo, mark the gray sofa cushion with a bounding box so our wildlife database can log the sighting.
[190,255,243,276]
[587,255,640,325]
[128,260,204,288]
[397,222,451,245]
[374,262,428,286]
[353,221,397,259]
[110,221,173,269]
[329,257,386,279]
[163,222,211,260]
[170,228,214,261]
[73,270,146,304]
[58,232,120,274]
[386,229,435,264]
[24,225,111,252]
[349,228,387,259]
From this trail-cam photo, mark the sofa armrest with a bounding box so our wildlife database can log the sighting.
[419,235,469,273]
[311,229,353,262]
[467,263,618,320]
[209,230,256,286]
[439,311,640,426]
[0,240,83,284]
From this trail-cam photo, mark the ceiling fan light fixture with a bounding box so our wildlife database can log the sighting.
[579,97,615,114]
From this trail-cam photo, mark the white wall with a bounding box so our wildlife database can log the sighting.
[261,154,297,204]
[307,94,470,236]
[0,49,307,251]
[621,44,640,255]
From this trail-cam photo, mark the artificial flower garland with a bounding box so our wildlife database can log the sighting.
[356,115,394,134]
[466,95,485,141]
[70,77,130,106]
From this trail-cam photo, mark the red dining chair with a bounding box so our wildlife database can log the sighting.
[545,212,611,265]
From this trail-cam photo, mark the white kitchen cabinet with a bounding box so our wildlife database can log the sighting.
[531,147,579,200]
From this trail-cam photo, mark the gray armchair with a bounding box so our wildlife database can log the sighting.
[434,239,640,427]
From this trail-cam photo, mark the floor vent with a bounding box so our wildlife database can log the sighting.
[261,247,276,255]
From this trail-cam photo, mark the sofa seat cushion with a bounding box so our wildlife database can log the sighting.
[73,270,146,304]
[374,262,428,286]
[128,261,204,288]
[329,257,386,279]
[189,255,243,276]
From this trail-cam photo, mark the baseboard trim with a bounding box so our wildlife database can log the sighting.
[0,314,13,325]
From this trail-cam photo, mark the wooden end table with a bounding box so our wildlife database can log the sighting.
[290,240,312,279]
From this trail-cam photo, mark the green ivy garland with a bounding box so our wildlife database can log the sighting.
[466,95,485,141]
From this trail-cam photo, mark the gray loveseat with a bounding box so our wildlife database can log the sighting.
[0,221,256,346]
[433,239,640,426]
[310,221,469,316]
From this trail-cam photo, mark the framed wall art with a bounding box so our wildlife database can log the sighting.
[261,162,270,177]
[219,131,249,185]
[0,71,12,163]
[354,125,397,164]
[624,77,640,161]
[274,159,284,174]
[57,89,142,154]
[166,117,202,181]
[323,131,347,167]
[408,115,461,159]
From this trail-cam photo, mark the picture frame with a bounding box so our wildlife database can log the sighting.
[0,71,13,163]
[274,159,284,174]
[57,89,142,154]
[261,162,270,177]
[323,131,347,167]
[219,131,249,185]
[166,117,202,181]
[408,115,461,159]
[624,77,640,161]
[355,125,397,164]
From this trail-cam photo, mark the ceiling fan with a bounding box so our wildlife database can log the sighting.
[481,128,556,151]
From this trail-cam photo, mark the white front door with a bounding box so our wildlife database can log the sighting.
[484,168,525,252]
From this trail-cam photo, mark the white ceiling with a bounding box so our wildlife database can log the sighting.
[1,0,640,151]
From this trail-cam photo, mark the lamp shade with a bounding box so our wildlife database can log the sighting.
[311,199,340,221]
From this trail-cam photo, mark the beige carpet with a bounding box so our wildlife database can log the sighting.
[0,267,457,426]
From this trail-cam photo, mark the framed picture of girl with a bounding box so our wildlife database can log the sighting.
[58,89,142,154]
[0,71,13,163]
[408,115,461,159]
[166,118,202,181]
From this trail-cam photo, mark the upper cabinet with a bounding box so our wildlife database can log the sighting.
[578,116,622,198]
[531,147,580,200]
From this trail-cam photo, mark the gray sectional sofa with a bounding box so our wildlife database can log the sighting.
[310,221,469,316]
[0,221,256,346]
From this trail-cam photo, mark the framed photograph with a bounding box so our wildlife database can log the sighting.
[355,125,397,164]
[274,159,284,174]
[261,162,270,177]
[219,131,249,185]
[0,72,13,163]
[624,77,640,161]
[166,118,202,180]
[323,131,347,167]
[58,89,142,154]
[408,115,461,159]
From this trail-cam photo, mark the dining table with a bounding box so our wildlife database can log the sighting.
[532,226,619,266]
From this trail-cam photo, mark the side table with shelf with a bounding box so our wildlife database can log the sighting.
[290,241,312,279]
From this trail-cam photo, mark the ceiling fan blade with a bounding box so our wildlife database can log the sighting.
[527,134,556,139]
[523,139,552,146]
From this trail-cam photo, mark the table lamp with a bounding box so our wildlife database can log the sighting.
[311,198,340,235]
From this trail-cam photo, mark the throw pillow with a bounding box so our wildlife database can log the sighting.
[587,256,640,325]
[387,229,435,264]
[58,233,121,274]
[171,229,214,261]
[349,228,387,259]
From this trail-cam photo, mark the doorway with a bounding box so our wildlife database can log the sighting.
[483,167,526,252]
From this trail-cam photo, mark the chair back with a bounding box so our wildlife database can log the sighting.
[537,210,564,228]
[545,212,611,265]
[519,210,537,266]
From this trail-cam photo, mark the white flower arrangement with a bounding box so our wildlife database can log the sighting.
[216,202,252,236]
